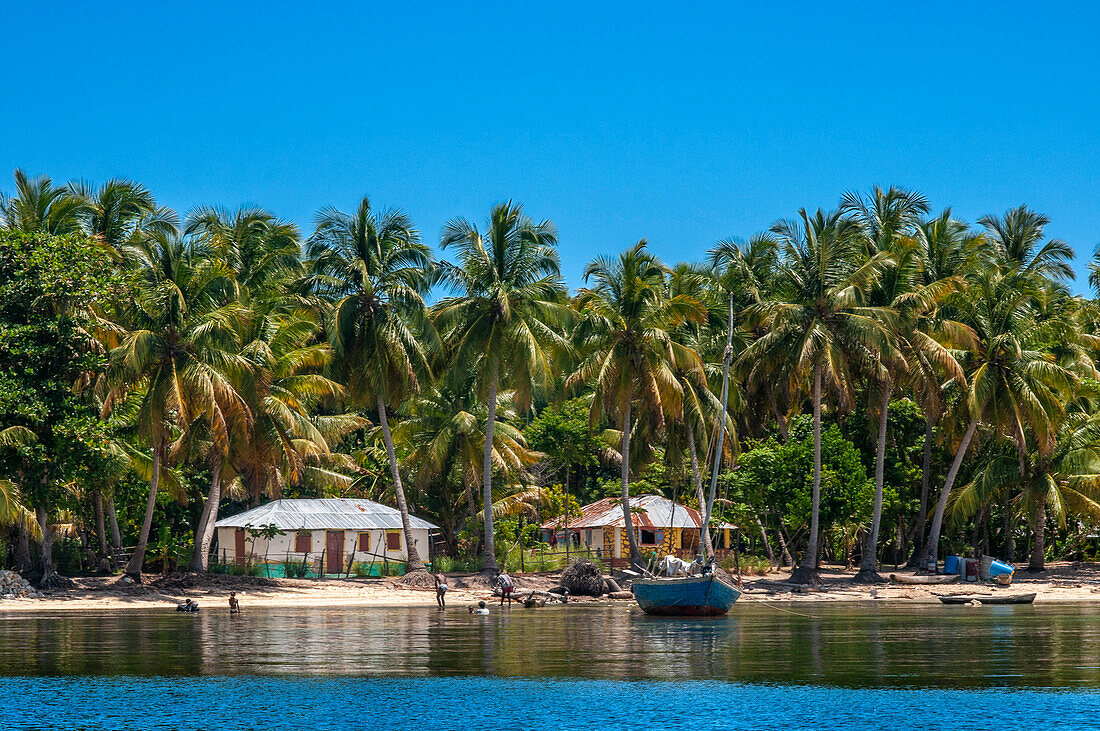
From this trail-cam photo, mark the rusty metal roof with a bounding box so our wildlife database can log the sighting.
[215,498,439,532]
[539,494,734,531]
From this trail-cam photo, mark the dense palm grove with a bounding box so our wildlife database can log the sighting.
[3,168,1100,587]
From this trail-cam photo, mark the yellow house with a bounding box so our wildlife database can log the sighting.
[539,494,734,566]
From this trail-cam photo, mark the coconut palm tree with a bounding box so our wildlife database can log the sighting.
[955,411,1100,571]
[742,208,894,584]
[105,233,251,580]
[907,210,986,553]
[922,266,1075,567]
[568,241,705,565]
[394,376,542,553]
[979,205,1075,283]
[306,196,435,572]
[841,186,930,582]
[434,202,568,573]
[68,178,178,261]
[0,170,88,234]
[186,206,303,300]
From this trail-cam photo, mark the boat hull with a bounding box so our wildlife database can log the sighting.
[632,575,742,616]
[890,573,961,585]
[938,593,1036,605]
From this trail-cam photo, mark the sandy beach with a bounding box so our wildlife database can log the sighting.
[3,561,1100,612]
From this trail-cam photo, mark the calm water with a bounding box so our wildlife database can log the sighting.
[4,603,1100,729]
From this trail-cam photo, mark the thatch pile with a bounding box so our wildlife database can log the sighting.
[560,559,606,597]
[394,569,438,589]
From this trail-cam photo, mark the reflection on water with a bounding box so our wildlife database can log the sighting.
[5,603,1100,688]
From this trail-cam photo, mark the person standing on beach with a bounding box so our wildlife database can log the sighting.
[434,572,448,609]
[495,572,515,607]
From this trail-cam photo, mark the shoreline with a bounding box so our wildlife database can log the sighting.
[2,562,1099,613]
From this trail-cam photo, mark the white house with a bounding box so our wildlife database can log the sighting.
[213,498,439,575]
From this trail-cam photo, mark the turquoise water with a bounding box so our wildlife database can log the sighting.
[5,603,1100,728]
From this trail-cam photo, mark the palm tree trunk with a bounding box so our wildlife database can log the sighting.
[686,426,714,559]
[703,292,735,544]
[125,442,161,581]
[752,508,777,567]
[14,524,33,574]
[1003,497,1015,562]
[107,496,122,552]
[378,394,425,572]
[790,362,823,584]
[907,415,935,567]
[1028,494,1046,572]
[774,514,793,567]
[480,364,500,573]
[93,490,110,572]
[620,399,642,564]
[189,455,223,572]
[922,418,978,568]
[36,503,56,585]
[856,382,891,583]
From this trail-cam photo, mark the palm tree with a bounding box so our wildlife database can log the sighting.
[955,411,1100,571]
[922,267,1074,568]
[435,202,568,573]
[841,186,929,582]
[186,206,303,301]
[1,170,88,234]
[908,210,985,554]
[394,376,542,552]
[979,205,1075,283]
[568,241,705,565]
[306,197,435,573]
[742,208,893,584]
[69,178,178,261]
[105,233,251,580]
[1090,245,1100,297]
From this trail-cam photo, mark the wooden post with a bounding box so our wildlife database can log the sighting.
[319,549,325,579]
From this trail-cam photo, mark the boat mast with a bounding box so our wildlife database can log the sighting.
[703,291,734,561]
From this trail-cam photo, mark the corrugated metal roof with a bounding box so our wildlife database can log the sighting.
[539,494,734,530]
[214,498,439,531]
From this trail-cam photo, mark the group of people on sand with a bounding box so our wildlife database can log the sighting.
[175,592,241,614]
[432,570,518,614]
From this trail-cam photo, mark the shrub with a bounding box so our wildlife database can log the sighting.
[283,559,311,578]
[433,555,455,573]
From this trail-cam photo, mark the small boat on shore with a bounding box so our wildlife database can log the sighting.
[890,573,960,585]
[938,593,1036,605]
[632,573,742,616]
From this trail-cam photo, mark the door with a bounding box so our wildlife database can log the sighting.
[326,530,345,574]
[234,528,246,565]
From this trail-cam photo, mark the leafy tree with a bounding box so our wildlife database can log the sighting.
[0,231,121,585]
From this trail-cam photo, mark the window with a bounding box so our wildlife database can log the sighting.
[640,529,657,545]
[358,532,371,552]
[386,531,401,551]
[294,531,312,553]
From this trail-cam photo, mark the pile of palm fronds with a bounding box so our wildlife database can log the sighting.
[560,559,605,596]
[394,569,438,588]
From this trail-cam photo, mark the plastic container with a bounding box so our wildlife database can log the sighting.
[944,555,960,575]
[988,559,1014,577]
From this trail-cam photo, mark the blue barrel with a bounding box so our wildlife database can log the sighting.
[988,559,1014,577]
[944,555,960,575]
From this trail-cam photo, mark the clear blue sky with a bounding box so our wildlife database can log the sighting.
[2,2,1098,292]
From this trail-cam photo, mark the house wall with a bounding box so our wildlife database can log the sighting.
[214,526,430,570]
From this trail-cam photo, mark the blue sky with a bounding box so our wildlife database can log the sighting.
[2,2,1098,291]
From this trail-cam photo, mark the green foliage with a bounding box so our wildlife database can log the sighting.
[282,558,311,578]
[732,415,873,538]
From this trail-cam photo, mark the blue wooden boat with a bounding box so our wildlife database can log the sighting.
[631,574,742,616]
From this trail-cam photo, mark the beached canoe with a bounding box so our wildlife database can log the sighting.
[890,573,961,585]
[938,593,1036,605]
[632,574,742,616]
